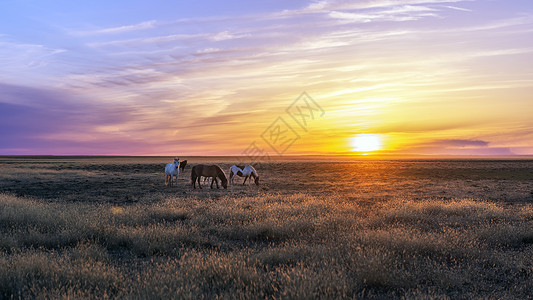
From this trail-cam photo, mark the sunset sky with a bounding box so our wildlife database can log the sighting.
[1,0,532,156]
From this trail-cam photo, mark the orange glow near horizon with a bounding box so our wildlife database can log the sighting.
[350,134,383,153]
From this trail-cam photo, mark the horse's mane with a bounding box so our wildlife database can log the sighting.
[247,165,260,185]
[216,165,228,181]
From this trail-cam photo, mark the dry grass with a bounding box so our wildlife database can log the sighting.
[1,191,533,299]
[1,157,533,298]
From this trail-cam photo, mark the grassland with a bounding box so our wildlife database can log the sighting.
[1,156,533,299]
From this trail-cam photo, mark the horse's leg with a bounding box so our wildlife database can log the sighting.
[210,177,215,189]
[215,177,219,189]
[231,174,238,185]
[197,176,202,189]
[243,176,248,185]
[165,174,168,186]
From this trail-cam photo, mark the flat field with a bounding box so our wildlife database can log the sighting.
[1,156,533,299]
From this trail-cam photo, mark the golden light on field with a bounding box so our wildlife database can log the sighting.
[351,134,383,153]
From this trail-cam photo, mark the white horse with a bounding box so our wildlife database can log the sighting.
[165,158,180,186]
[229,165,260,185]
[229,165,245,185]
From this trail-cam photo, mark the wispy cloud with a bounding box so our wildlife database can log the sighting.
[86,32,208,48]
[441,5,472,12]
[397,138,515,156]
[77,20,157,36]
[210,31,251,41]
[303,0,472,12]
[0,39,66,82]
[328,7,438,23]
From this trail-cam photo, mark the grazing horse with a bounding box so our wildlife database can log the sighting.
[191,164,228,189]
[230,165,260,185]
[165,158,180,186]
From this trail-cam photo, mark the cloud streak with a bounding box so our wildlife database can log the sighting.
[396,139,515,156]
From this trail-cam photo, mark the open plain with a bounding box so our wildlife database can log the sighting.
[1,156,533,299]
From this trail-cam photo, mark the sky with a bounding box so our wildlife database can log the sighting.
[1,0,532,156]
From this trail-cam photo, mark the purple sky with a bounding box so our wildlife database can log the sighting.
[1,0,533,155]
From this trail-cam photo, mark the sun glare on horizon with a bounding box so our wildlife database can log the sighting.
[351,134,383,153]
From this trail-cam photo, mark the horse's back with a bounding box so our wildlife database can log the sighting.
[193,164,223,177]
[242,165,257,175]
[230,164,242,172]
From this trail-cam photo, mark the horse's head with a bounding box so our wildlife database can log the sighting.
[217,167,228,189]
[221,177,228,189]
[254,176,260,185]
[174,158,180,167]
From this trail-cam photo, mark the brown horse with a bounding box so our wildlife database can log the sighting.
[191,164,228,189]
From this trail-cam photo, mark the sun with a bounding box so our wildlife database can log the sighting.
[351,134,383,153]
